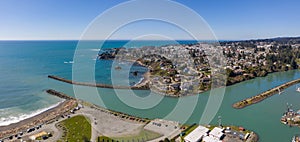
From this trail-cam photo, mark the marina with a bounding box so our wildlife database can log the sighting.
[292,135,300,142]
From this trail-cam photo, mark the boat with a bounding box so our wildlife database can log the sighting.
[292,135,300,142]
[295,84,300,92]
[278,88,283,95]
[115,66,122,70]
[297,87,300,92]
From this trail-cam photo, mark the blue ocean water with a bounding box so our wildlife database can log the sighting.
[1,40,300,141]
[0,40,197,126]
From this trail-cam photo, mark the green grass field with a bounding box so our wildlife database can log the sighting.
[98,129,162,142]
[59,115,91,142]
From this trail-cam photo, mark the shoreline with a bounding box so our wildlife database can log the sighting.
[0,89,260,142]
[0,99,77,139]
[133,71,150,88]
[233,77,300,109]
[0,100,65,127]
[0,89,149,140]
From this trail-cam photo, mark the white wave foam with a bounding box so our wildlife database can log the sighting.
[64,61,74,64]
[133,77,144,86]
[90,49,100,52]
[0,100,64,126]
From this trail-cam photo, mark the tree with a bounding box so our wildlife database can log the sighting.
[291,60,298,69]
[226,68,235,77]
[163,138,170,142]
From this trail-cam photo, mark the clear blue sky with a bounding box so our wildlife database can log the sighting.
[0,0,299,40]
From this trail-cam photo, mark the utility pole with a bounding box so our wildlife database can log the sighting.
[218,116,222,127]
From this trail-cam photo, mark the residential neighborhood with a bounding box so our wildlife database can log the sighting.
[98,37,300,97]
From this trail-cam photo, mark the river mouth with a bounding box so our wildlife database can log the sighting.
[1,41,300,141]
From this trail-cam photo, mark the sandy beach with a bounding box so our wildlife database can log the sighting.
[0,90,154,141]
[134,71,150,88]
[0,99,77,139]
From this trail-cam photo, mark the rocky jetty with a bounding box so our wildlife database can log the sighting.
[48,75,149,90]
[233,78,300,109]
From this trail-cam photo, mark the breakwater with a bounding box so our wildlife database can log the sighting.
[46,89,75,100]
[233,78,300,109]
[48,75,149,90]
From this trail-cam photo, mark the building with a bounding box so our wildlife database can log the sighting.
[202,135,222,142]
[209,127,224,140]
[184,125,209,142]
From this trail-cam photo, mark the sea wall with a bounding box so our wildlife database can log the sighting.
[233,78,300,109]
[48,75,149,90]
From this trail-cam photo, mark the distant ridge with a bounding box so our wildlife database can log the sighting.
[220,36,300,44]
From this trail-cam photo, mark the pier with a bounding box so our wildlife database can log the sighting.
[233,78,300,109]
[48,75,149,90]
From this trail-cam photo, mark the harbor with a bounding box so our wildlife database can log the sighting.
[48,69,300,142]
[280,103,300,127]
[0,88,260,142]
[1,41,300,141]
[281,106,300,142]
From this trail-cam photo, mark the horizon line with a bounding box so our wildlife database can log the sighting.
[0,35,299,42]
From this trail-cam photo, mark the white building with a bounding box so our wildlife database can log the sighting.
[209,127,224,140]
[184,125,209,142]
[202,136,222,142]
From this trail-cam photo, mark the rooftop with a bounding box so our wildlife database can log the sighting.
[184,125,209,142]
[209,127,224,139]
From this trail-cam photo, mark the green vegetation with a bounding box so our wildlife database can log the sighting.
[180,123,198,138]
[229,125,252,134]
[177,124,199,141]
[159,138,175,142]
[98,129,162,142]
[59,115,91,142]
[98,136,113,141]
[225,44,300,86]
[98,37,300,97]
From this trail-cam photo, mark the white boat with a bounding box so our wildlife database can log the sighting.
[297,87,300,92]
[292,135,300,142]
[278,88,282,94]
[296,84,300,92]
